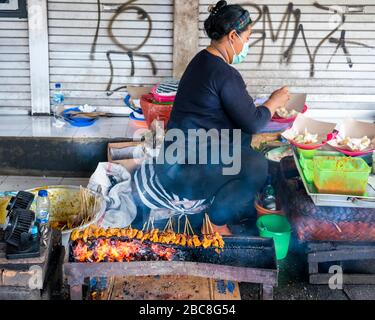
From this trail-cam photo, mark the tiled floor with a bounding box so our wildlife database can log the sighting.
[0,175,89,192]
[0,115,131,139]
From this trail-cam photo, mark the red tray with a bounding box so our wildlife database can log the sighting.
[288,131,338,150]
[272,105,308,123]
[331,146,375,157]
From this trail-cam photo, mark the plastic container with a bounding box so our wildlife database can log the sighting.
[52,83,66,127]
[297,147,317,159]
[126,112,149,139]
[35,190,50,225]
[255,198,284,217]
[140,94,173,128]
[151,80,179,103]
[52,83,64,108]
[151,84,176,103]
[262,176,277,211]
[313,156,371,196]
[298,154,314,184]
[256,215,292,260]
[28,186,106,247]
[31,224,39,239]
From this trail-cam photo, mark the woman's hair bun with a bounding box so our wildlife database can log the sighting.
[204,2,250,41]
[208,1,227,16]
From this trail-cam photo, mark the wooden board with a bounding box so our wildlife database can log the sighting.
[308,241,375,286]
[93,276,241,301]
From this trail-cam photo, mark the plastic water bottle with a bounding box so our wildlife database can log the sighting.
[36,190,50,224]
[52,83,65,127]
[262,176,277,211]
[30,224,39,240]
[36,190,50,246]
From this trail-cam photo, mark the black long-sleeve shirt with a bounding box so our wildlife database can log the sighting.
[158,49,271,166]
[166,49,270,145]
[154,49,271,193]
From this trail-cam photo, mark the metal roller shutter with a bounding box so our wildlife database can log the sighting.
[0,17,31,114]
[199,0,375,119]
[47,0,174,113]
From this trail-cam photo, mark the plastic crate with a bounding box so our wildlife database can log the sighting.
[140,94,173,128]
[298,154,314,184]
[313,156,371,196]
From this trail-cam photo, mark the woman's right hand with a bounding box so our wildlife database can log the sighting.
[264,87,291,115]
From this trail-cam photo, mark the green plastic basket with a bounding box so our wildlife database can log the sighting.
[313,156,371,196]
[256,215,292,260]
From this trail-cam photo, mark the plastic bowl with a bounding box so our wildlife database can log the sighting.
[254,198,284,218]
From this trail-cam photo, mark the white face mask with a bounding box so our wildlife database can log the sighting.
[230,32,250,65]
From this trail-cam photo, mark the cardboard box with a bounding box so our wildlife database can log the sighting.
[107,141,145,174]
[285,93,307,112]
[328,118,375,153]
[127,86,152,98]
[282,114,337,146]
[127,86,152,111]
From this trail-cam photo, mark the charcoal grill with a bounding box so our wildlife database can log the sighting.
[64,236,278,300]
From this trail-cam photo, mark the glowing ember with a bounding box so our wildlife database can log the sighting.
[71,238,176,263]
[70,223,225,263]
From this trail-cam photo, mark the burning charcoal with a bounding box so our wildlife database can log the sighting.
[89,241,97,251]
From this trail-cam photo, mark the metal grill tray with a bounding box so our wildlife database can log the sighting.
[64,237,279,300]
[293,151,375,209]
[68,236,277,270]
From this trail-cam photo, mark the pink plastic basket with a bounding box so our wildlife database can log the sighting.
[151,84,176,103]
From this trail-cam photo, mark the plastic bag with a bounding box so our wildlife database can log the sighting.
[87,162,137,228]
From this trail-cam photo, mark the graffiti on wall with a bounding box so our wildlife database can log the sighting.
[246,2,375,77]
[87,1,375,93]
[90,0,157,96]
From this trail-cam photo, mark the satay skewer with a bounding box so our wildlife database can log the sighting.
[186,216,195,235]
[205,213,214,234]
[184,215,188,235]
[203,213,209,234]
[177,215,183,234]
[163,217,173,232]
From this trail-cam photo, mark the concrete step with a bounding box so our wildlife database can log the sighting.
[0,136,132,177]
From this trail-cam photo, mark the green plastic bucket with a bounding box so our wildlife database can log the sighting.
[256,215,292,260]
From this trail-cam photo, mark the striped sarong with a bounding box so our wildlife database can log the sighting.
[134,160,211,216]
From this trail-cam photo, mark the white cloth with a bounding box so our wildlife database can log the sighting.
[87,162,137,228]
